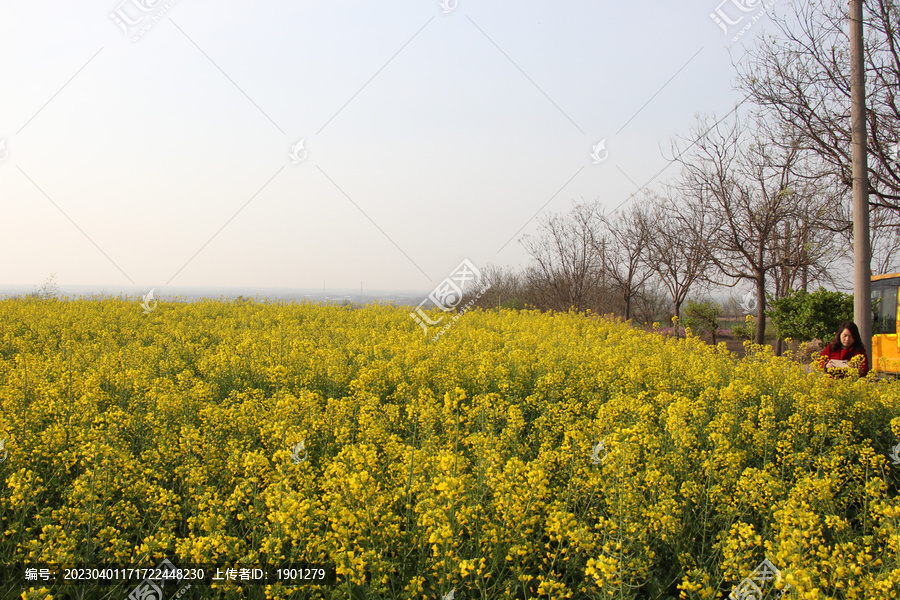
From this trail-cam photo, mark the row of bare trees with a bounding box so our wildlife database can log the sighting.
[474,0,900,346]
[476,108,898,344]
[474,109,900,342]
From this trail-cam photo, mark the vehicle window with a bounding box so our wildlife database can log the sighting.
[874,286,898,335]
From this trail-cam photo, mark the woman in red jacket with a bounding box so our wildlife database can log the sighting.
[820,321,870,377]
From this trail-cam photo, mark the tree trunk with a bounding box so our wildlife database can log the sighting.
[673,300,681,338]
[755,276,766,345]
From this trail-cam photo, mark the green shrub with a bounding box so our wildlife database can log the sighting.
[683,299,723,344]
[766,288,854,343]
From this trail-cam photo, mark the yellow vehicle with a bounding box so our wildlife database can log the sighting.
[872,273,900,374]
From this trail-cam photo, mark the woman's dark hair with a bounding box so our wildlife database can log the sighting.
[829,321,865,353]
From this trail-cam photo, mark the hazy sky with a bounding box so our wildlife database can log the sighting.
[0,1,777,294]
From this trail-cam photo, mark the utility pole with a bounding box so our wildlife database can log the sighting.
[850,0,872,356]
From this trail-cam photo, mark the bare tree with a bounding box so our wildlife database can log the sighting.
[737,0,900,210]
[596,202,653,321]
[473,264,528,310]
[632,283,670,325]
[825,183,900,274]
[671,114,827,344]
[642,191,712,325]
[520,203,604,312]
[766,182,842,298]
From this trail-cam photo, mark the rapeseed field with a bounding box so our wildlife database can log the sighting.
[1,297,898,599]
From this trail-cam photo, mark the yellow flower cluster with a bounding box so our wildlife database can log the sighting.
[0,298,899,599]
